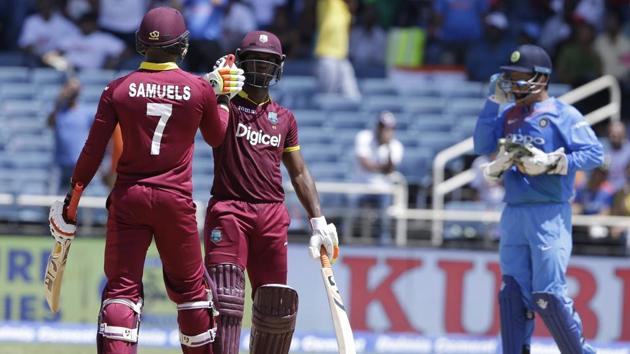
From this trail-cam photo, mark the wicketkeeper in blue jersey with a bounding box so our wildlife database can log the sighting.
[474,44,603,354]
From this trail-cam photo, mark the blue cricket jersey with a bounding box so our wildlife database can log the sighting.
[473,98,604,205]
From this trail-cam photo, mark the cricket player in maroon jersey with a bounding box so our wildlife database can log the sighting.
[204,31,340,354]
[47,7,245,354]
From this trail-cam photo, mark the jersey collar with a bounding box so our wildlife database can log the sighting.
[139,62,179,71]
[237,90,271,106]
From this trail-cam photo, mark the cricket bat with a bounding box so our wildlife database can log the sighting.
[44,183,83,313]
[320,246,356,354]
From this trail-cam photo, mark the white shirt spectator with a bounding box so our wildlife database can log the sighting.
[350,26,386,65]
[595,34,630,79]
[222,1,257,50]
[246,0,286,28]
[18,11,79,55]
[59,32,125,70]
[354,129,404,186]
[99,0,147,33]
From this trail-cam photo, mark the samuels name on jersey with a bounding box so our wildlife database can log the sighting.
[128,82,191,100]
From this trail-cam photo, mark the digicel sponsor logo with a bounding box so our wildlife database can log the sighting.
[236,123,281,147]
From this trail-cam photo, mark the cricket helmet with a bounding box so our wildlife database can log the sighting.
[498,44,552,102]
[235,31,285,88]
[136,7,189,58]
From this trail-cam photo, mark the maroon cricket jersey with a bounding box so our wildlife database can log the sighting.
[72,62,228,196]
[211,91,300,203]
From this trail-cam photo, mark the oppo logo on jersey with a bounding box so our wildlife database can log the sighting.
[128,83,191,101]
[236,123,281,147]
[505,133,545,145]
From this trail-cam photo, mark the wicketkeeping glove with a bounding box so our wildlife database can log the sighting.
[308,216,340,263]
[204,54,245,99]
[482,139,518,182]
[516,145,568,176]
[488,73,509,104]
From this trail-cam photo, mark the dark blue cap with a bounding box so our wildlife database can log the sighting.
[500,44,552,75]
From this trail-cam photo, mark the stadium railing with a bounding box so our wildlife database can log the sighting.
[427,75,623,246]
[0,174,410,244]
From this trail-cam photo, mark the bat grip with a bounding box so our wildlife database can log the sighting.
[320,246,331,268]
[66,183,84,222]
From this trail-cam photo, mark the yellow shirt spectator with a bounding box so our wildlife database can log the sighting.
[315,0,351,59]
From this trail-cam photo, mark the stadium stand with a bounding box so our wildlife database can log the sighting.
[0,67,573,239]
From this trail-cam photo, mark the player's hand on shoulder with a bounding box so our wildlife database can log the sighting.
[516,145,568,176]
[487,73,508,104]
[204,54,245,99]
[308,216,340,264]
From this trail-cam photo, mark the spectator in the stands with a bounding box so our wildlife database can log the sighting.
[55,12,126,70]
[539,2,574,57]
[221,0,256,53]
[556,21,602,86]
[1,0,32,50]
[18,0,79,66]
[97,0,147,49]
[61,0,96,21]
[267,5,299,58]
[605,121,630,191]
[247,0,287,30]
[573,162,614,240]
[47,79,94,193]
[465,11,514,82]
[573,163,614,216]
[594,10,630,84]
[182,0,227,72]
[314,0,361,100]
[517,22,541,45]
[429,0,489,65]
[347,111,404,245]
[349,4,386,67]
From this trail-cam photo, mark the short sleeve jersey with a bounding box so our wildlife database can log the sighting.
[72,62,226,196]
[211,91,299,203]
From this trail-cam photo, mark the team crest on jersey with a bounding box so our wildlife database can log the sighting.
[268,111,278,125]
[210,228,222,244]
[539,118,549,128]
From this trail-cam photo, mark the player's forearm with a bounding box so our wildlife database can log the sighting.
[291,168,322,218]
[567,143,604,172]
[200,99,229,147]
[72,118,116,187]
[473,100,502,155]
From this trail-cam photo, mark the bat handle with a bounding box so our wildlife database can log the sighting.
[66,183,84,222]
[320,246,331,268]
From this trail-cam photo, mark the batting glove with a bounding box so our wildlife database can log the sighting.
[204,54,245,99]
[49,197,76,243]
[309,216,340,264]
[516,145,568,176]
[482,141,517,182]
[487,73,509,104]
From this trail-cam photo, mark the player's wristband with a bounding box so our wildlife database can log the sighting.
[310,216,327,231]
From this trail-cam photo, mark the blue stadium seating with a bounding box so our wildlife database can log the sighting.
[31,68,65,85]
[0,83,36,100]
[0,66,583,228]
[0,67,29,83]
